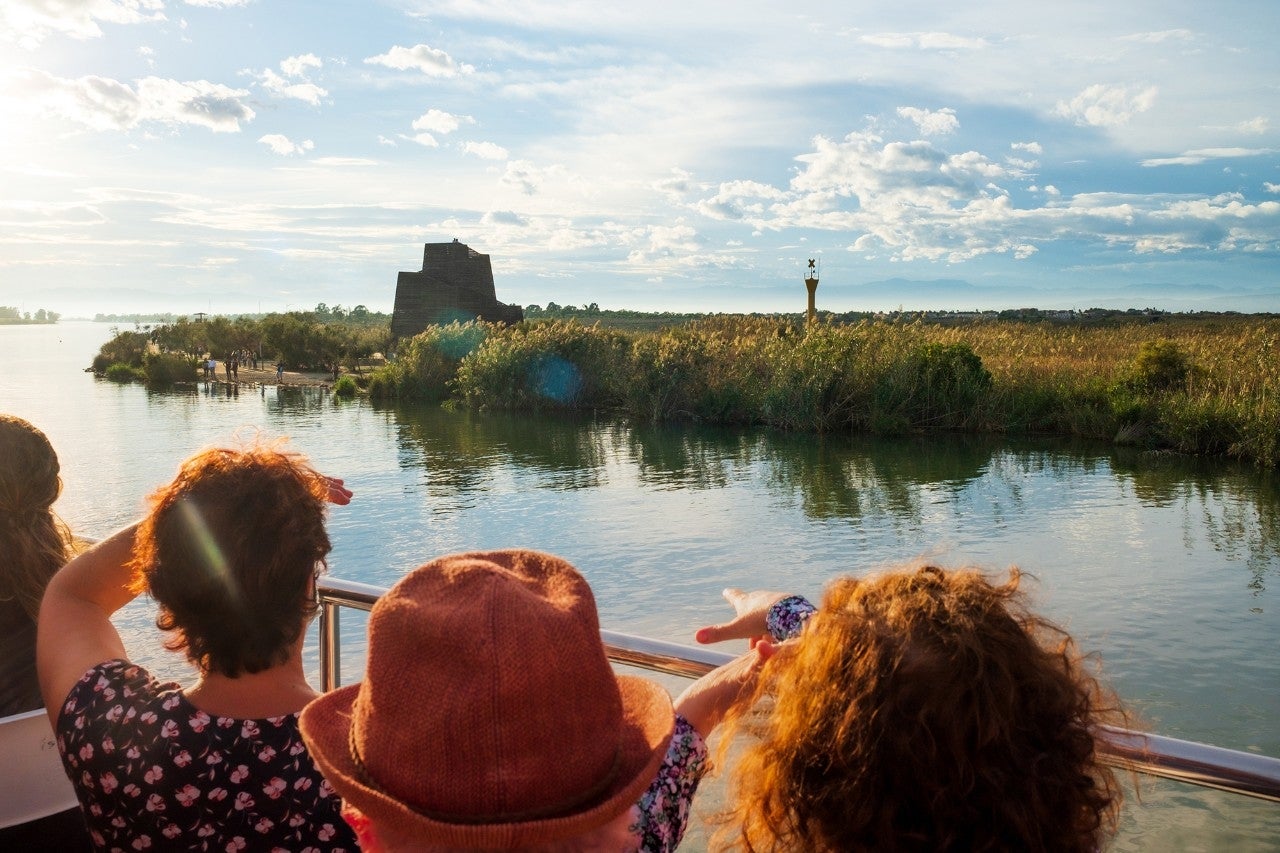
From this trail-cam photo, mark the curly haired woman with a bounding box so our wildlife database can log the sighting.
[38,444,359,851]
[683,566,1130,853]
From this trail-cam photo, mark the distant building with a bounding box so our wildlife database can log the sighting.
[390,239,523,339]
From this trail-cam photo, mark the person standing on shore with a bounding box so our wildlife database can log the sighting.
[276,361,284,382]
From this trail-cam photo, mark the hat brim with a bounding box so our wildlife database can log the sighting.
[300,674,674,849]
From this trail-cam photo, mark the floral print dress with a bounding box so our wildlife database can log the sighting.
[55,660,358,852]
[632,595,817,852]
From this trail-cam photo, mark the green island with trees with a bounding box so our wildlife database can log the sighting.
[92,304,1280,468]
[1,306,61,324]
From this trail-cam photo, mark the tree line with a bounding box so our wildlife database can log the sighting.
[92,307,393,382]
[0,306,60,323]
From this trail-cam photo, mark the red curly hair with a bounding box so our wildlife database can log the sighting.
[714,566,1128,852]
[129,444,332,677]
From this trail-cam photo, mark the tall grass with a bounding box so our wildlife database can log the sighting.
[369,316,1280,467]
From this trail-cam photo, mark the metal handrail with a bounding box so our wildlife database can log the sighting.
[317,576,1280,804]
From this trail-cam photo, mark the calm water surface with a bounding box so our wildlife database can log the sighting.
[3,322,1277,850]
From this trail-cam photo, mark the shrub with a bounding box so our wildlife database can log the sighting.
[105,362,139,382]
[143,352,197,386]
[93,330,149,371]
[455,320,629,411]
[876,341,993,430]
[1129,339,1191,392]
[366,368,398,400]
[393,322,490,401]
[333,375,358,398]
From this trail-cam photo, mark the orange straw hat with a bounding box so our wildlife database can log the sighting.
[300,550,674,848]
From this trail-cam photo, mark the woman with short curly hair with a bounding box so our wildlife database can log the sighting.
[38,443,359,851]
[675,565,1129,853]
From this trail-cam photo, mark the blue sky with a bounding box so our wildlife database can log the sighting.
[1,0,1277,317]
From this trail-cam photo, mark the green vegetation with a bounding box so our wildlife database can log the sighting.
[91,307,392,387]
[369,314,1280,468]
[0,306,60,324]
[333,375,358,398]
[104,363,141,382]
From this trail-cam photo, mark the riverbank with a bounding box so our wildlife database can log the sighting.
[202,363,339,388]
[371,315,1280,468]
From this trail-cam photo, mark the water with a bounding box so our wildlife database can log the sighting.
[3,321,1277,850]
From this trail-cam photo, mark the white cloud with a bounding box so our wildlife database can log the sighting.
[1233,116,1269,135]
[1119,29,1195,44]
[254,55,327,105]
[653,167,694,201]
[1012,141,1043,155]
[411,109,472,135]
[1264,183,1280,194]
[0,0,165,49]
[377,135,397,146]
[407,133,439,148]
[1054,84,1158,128]
[694,180,788,221]
[462,141,508,160]
[279,53,322,77]
[258,69,327,105]
[897,106,958,136]
[481,210,528,226]
[20,69,254,132]
[364,44,473,77]
[627,221,702,264]
[184,0,252,7]
[502,160,556,195]
[308,157,377,167]
[859,31,988,51]
[258,134,314,156]
[1141,147,1274,167]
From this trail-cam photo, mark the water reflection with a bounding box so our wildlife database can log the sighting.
[762,432,996,523]
[1109,449,1280,593]
[388,404,609,499]
[624,422,757,490]
[383,405,1280,593]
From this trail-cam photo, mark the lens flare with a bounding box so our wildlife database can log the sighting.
[176,498,238,605]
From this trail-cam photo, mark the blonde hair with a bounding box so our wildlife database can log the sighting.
[0,416,72,619]
[714,566,1128,852]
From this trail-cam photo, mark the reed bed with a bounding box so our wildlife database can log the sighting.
[369,316,1280,468]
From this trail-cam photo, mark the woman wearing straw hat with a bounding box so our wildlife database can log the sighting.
[300,549,772,853]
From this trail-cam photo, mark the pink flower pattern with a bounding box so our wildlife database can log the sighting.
[56,660,356,852]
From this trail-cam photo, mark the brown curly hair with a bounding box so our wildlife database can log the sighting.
[129,444,332,677]
[0,415,72,619]
[714,566,1128,853]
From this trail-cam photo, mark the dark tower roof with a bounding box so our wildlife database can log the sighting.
[390,240,523,339]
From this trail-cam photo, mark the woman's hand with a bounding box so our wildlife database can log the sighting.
[695,588,791,649]
[325,477,353,506]
[674,642,776,738]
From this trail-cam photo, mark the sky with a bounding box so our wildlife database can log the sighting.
[1,0,1277,318]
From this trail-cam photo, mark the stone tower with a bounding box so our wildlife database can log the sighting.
[390,239,524,339]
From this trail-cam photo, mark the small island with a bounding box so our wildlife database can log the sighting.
[0,306,60,325]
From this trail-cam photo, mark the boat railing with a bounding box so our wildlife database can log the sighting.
[317,576,1280,804]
